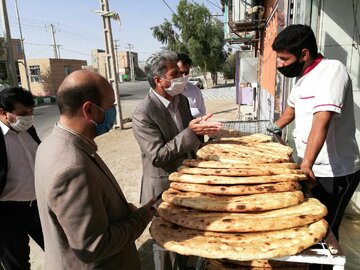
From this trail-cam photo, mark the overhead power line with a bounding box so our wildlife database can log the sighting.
[160,0,177,16]
[205,0,222,10]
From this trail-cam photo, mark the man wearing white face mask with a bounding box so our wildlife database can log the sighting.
[132,50,223,269]
[133,50,223,207]
[0,87,44,269]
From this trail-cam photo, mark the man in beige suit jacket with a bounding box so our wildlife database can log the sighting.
[35,70,156,269]
[133,50,222,206]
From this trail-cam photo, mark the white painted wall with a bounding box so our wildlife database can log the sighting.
[318,0,360,215]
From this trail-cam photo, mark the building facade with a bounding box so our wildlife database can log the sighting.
[18,58,87,96]
[91,49,144,81]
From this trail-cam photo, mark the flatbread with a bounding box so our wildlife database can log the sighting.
[203,259,308,269]
[177,166,304,177]
[162,188,304,212]
[196,151,291,164]
[150,217,328,261]
[197,143,291,162]
[183,159,299,169]
[169,172,307,185]
[158,199,327,232]
[211,131,272,144]
[169,181,302,195]
[217,259,309,268]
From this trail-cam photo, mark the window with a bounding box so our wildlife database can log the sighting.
[29,65,41,82]
[64,65,72,75]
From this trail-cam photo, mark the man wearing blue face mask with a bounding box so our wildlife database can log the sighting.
[269,24,360,244]
[34,70,156,269]
[0,87,44,270]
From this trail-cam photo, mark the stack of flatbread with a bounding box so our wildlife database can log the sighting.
[150,131,328,266]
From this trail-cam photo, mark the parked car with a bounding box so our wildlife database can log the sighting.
[188,77,204,89]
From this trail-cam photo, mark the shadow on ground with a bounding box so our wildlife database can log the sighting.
[209,82,235,89]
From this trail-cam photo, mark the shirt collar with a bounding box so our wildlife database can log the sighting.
[301,53,324,77]
[56,122,98,151]
[0,120,11,135]
[151,88,179,109]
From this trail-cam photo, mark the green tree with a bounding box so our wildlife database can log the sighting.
[223,53,236,83]
[151,0,226,85]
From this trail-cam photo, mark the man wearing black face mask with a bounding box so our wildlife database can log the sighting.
[35,70,156,269]
[0,87,44,269]
[269,24,360,243]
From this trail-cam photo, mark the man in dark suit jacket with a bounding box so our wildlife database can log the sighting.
[132,50,222,206]
[0,87,44,269]
[35,70,156,269]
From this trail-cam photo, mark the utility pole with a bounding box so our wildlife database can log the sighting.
[0,0,18,85]
[126,43,135,82]
[100,0,124,129]
[49,24,58,59]
[14,0,30,91]
[113,39,119,79]
[57,45,61,59]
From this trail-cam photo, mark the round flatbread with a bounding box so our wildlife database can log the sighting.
[203,259,309,269]
[169,181,302,195]
[169,172,307,185]
[183,159,299,169]
[177,166,304,177]
[158,199,327,232]
[162,188,305,212]
[150,217,328,261]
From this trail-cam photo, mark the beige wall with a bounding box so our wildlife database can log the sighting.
[91,49,138,79]
[18,58,87,96]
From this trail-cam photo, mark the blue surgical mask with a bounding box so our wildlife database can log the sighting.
[91,104,117,136]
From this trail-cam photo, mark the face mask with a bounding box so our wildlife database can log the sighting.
[8,114,34,132]
[161,76,187,97]
[91,104,117,136]
[277,58,305,78]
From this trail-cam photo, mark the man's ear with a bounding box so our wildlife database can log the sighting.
[0,108,8,119]
[153,76,162,87]
[82,101,93,120]
[301,48,311,62]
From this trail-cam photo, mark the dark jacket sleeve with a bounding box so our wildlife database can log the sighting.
[0,126,7,194]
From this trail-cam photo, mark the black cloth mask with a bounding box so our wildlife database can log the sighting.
[277,58,305,78]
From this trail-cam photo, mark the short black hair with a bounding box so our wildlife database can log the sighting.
[272,24,318,59]
[0,87,34,112]
[56,82,101,116]
[177,53,192,67]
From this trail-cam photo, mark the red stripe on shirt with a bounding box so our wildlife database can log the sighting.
[313,104,342,109]
[301,54,324,77]
[300,96,315,99]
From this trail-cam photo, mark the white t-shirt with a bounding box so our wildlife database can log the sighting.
[182,82,206,117]
[288,58,360,177]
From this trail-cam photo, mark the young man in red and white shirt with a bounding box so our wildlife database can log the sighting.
[270,24,360,240]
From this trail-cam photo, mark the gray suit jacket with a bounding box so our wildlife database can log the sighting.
[35,125,148,269]
[132,91,202,204]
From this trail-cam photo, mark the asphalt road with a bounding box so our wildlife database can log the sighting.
[33,81,150,139]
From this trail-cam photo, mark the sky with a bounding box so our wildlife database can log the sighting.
[1,0,223,64]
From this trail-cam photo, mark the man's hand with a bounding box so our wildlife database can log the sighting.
[301,163,317,190]
[133,198,157,223]
[266,121,282,135]
[189,113,223,136]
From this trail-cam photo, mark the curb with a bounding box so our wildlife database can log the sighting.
[34,96,56,106]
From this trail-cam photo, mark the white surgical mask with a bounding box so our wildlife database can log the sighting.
[161,76,187,97]
[8,114,34,132]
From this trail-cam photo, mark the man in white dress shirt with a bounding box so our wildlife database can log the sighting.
[177,53,206,117]
[0,87,44,269]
